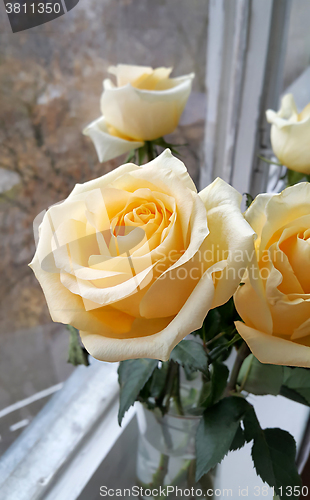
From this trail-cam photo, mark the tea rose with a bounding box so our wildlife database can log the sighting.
[83,64,194,163]
[30,150,254,362]
[266,94,310,175]
[235,182,310,367]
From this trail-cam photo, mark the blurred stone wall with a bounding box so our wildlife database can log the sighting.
[0,0,209,335]
[0,0,208,453]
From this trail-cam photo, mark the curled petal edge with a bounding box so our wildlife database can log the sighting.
[235,321,310,368]
[83,116,144,163]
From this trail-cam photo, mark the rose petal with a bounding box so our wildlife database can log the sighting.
[281,231,310,293]
[235,321,310,368]
[29,262,134,335]
[83,116,144,163]
[244,192,273,239]
[100,76,194,141]
[200,177,256,306]
[269,242,304,295]
[80,268,216,362]
[234,274,273,335]
[266,95,310,174]
[143,149,197,193]
[266,94,299,128]
[259,184,310,251]
[108,64,153,87]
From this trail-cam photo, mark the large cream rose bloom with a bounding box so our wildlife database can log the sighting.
[30,150,254,362]
[83,64,194,163]
[235,182,310,367]
[266,94,310,175]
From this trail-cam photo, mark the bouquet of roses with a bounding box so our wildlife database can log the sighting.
[30,65,310,500]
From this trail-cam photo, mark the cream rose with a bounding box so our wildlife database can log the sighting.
[83,64,194,163]
[266,94,310,175]
[30,150,254,362]
[235,182,310,367]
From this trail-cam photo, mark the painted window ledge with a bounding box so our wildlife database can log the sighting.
[0,358,135,500]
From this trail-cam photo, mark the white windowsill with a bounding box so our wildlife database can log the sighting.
[0,358,135,500]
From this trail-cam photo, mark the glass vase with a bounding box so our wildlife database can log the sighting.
[136,403,216,499]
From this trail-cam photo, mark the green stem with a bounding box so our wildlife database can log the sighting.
[125,149,136,163]
[146,141,156,162]
[149,361,185,494]
[187,459,196,491]
[199,467,217,497]
[170,459,191,486]
[151,453,169,489]
[173,364,184,416]
[156,360,175,413]
[147,459,193,499]
[225,342,250,395]
[238,353,254,393]
[202,322,207,352]
[205,330,226,347]
[207,332,240,363]
[156,360,182,415]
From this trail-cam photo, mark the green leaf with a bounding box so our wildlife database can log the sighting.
[183,364,198,380]
[192,299,241,362]
[251,428,301,499]
[282,367,310,404]
[279,386,310,407]
[257,154,282,167]
[244,192,254,208]
[217,296,242,327]
[66,325,89,367]
[153,137,186,157]
[202,362,229,408]
[197,380,212,407]
[200,309,221,341]
[195,396,251,481]
[243,406,302,499]
[287,169,307,186]
[170,340,209,374]
[243,405,261,442]
[150,362,169,398]
[118,358,158,425]
[229,424,246,451]
[238,355,283,396]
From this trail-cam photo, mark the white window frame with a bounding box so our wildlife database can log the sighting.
[201,0,292,197]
